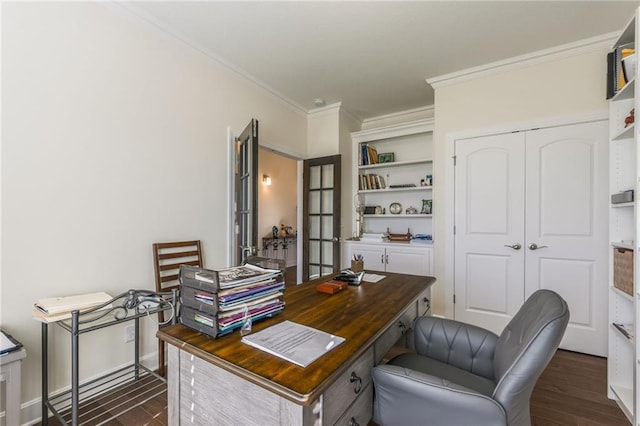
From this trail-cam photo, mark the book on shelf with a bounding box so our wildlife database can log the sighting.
[360,144,379,166]
[358,174,386,190]
[607,43,636,99]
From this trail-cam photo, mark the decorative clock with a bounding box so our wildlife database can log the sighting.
[389,202,402,214]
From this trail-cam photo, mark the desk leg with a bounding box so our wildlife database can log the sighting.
[4,356,22,426]
[41,322,48,425]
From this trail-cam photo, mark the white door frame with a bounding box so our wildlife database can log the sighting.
[443,110,608,320]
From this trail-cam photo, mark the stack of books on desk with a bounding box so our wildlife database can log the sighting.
[179,264,285,338]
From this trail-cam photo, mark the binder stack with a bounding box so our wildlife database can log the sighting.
[179,263,285,338]
[607,42,636,99]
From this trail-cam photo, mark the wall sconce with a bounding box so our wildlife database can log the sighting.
[263,174,272,185]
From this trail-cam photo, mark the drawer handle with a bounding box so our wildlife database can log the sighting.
[349,372,362,394]
[349,417,360,426]
[398,320,407,334]
[422,297,431,309]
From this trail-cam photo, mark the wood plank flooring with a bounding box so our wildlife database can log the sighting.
[530,350,629,426]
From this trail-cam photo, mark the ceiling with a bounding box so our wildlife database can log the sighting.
[120,1,638,120]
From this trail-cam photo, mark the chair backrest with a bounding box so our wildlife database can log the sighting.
[493,289,569,425]
[152,241,203,293]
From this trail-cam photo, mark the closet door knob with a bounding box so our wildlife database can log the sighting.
[504,243,521,250]
[528,243,548,250]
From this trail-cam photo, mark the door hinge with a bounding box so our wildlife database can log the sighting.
[452,155,457,166]
[453,294,456,304]
[453,225,456,235]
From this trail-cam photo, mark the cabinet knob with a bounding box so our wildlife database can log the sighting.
[349,371,362,394]
[349,417,360,426]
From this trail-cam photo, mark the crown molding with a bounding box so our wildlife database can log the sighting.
[351,118,434,143]
[105,2,309,117]
[308,102,342,117]
[427,32,619,89]
[362,105,434,127]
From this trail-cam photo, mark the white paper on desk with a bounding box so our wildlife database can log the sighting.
[241,320,345,367]
[363,273,386,283]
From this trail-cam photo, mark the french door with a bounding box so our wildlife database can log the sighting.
[454,120,608,356]
[302,155,341,281]
[234,119,259,265]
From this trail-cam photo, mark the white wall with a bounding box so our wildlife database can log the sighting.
[339,108,362,240]
[431,47,610,317]
[258,148,298,264]
[1,2,308,421]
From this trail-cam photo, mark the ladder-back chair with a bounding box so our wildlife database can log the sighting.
[152,240,203,376]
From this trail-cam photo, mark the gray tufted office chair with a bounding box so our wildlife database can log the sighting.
[372,289,569,426]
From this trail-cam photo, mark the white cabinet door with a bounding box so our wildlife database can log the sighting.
[454,120,608,356]
[344,242,433,275]
[386,245,432,276]
[346,244,386,272]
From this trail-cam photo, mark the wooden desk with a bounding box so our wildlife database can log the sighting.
[1,348,26,426]
[158,272,435,425]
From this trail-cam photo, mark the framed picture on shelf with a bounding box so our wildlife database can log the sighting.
[421,199,432,215]
[378,152,395,163]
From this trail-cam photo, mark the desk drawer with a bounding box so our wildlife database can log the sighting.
[334,384,373,426]
[323,347,373,426]
[374,309,413,364]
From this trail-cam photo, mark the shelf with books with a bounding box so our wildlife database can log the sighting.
[364,214,432,219]
[357,186,432,194]
[351,119,434,240]
[358,158,432,170]
[607,9,640,423]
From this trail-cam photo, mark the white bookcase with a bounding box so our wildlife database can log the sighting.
[608,8,640,424]
[345,119,434,275]
[351,119,434,237]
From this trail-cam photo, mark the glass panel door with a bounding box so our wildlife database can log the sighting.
[303,155,341,280]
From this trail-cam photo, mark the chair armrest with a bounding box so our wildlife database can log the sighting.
[372,364,506,426]
[413,316,498,380]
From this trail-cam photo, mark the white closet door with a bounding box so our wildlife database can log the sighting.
[454,120,608,356]
[525,121,608,356]
[454,132,526,332]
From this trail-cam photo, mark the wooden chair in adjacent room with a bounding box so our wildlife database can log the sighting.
[152,240,203,376]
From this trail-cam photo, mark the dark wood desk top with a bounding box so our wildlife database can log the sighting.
[158,272,435,405]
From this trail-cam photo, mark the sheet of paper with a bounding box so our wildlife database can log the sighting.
[242,320,345,367]
[0,330,22,355]
[363,273,386,283]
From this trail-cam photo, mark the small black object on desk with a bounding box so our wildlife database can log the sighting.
[333,269,364,286]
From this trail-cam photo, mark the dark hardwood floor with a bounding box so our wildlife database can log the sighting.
[530,350,628,425]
